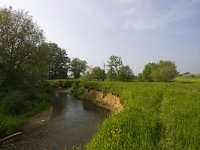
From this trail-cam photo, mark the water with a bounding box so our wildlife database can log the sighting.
[2,92,109,150]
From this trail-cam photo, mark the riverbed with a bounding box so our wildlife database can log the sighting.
[2,91,109,150]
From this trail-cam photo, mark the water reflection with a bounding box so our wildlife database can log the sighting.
[3,92,109,150]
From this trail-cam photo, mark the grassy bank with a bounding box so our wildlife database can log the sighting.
[61,79,200,150]
[0,83,53,139]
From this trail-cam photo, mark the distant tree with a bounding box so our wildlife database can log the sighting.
[117,65,134,81]
[142,60,178,82]
[0,7,45,86]
[137,73,143,81]
[70,58,87,79]
[91,66,106,81]
[107,55,122,81]
[152,60,178,82]
[142,63,157,82]
[182,72,190,76]
[190,74,195,78]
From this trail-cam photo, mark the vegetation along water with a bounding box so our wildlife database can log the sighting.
[0,6,200,150]
[67,79,200,150]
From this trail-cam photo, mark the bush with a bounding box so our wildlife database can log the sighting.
[142,60,178,82]
[1,91,28,115]
[71,81,84,97]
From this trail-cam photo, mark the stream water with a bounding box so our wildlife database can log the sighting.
[2,91,109,150]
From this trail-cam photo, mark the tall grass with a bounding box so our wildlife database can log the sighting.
[69,81,200,150]
[0,83,53,139]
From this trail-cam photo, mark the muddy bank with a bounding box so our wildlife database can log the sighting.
[23,107,53,131]
[81,89,123,112]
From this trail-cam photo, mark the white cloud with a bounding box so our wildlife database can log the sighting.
[118,0,200,31]
[91,0,200,31]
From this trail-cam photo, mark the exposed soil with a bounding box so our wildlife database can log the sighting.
[81,89,123,112]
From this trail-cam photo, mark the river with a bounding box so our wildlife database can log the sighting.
[2,91,109,150]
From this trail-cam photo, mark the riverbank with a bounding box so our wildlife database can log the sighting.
[67,81,200,150]
[81,89,123,112]
[23,107,52,131]
[0,83,53,140]
[1,91,109,150]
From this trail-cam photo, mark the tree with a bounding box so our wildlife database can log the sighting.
[0,7,44,86]
[142,63,157,82]
[151,60,178,82]
[70,58,87,79]
[91,66,106,81]
[42,43,70,79]
[107,55,122,81]
[117,65,134,81]
[142,60,178,82]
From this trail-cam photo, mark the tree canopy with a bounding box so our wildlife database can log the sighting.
[70,58,87,79]
[0,7,44,86]
[0,7,179,85]
[141,60,178,82]
[106,55,134,81]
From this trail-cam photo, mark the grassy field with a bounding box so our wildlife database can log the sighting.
[62,78,200,150]
[174,75,200,83]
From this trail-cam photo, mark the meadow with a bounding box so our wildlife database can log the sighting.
[67,77,200,150]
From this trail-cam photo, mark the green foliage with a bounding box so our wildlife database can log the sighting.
[117,65,134,81]
[0,115,25,139]
[81,66,106,81]
[91,66,106,81]
[43,43,70,79]
[0,7,71,86]
[152,60,178,82]
[71,81,84,97]
[68,81,200,150]
[1,91,28,115]
[0,7,45,86]
[174,75,200,83]
[142,63,157,81]
[0,83,53,138]
[142,60,178,82]
[107,55,123,81]
[106,55,134,81]
[70,58,87,79]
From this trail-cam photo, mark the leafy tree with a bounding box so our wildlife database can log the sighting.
[137,73,143,81]
[70,58,87,79]
[151,60,178,82]
[107,55,122,81]
[42,43,70,79]
[91,66,106,81]
[142,63,157,82]
[0,7,44,86]
[142,60,178,82]
[117,65,134,81]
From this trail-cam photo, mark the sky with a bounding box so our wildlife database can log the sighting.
[1,0,200,74]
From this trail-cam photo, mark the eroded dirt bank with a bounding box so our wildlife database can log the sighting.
[81,89,123,112]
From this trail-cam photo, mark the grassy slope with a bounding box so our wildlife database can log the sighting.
[76,81,200,150]
[0,85,53,139]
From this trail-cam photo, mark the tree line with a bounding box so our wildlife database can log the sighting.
[0,7,178,87]
[0,7,88,87]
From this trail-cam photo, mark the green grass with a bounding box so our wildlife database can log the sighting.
[67,80,200,150]
[0,84,53,139]
[174,76,200,83]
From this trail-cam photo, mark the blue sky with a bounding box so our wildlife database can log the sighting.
[1,0,200,74]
